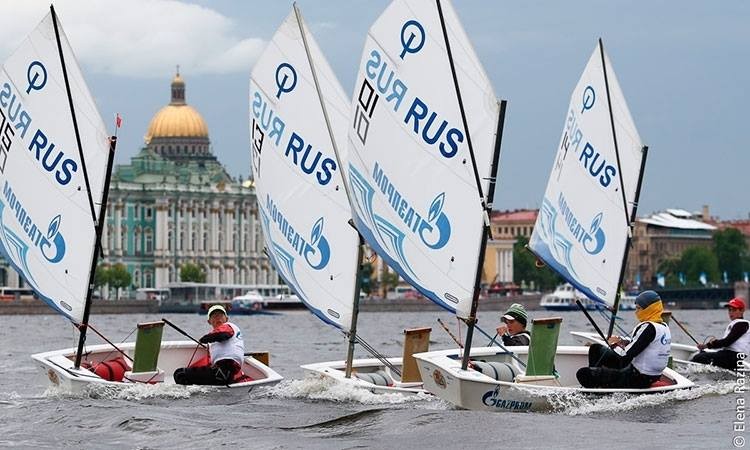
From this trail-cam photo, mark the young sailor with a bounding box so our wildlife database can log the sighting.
[690,297,749,370]
[495,303,531,346]
[576,290,671,389]
[174,305,245,385]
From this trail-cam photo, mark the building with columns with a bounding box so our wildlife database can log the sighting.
[99,71,275,289]
[483,209,538,284]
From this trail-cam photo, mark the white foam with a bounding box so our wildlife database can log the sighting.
[548,380,736,416]
[262,376,432,405]
[43,383,215,400]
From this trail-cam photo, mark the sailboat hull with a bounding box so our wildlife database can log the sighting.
[31,340,283,393]
[414,345,694,412]
[301,357,427,395]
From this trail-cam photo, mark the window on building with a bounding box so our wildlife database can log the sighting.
[121,225,127,253]
[168,230,173,251]
[203,232,208,251]
[134,227,141,255]
[146,207,153,219]
[134,205,139,219]
[145,229,153,253]
[145,271,152,288]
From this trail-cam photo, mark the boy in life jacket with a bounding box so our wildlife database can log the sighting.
[174,305,245,385]
[690,297,749,370]
[576,290,671,389]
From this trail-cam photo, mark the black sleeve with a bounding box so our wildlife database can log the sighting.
[709,322,749,349]
[502,333,530,346]
[622,323,656,365]
[199,331,232,344]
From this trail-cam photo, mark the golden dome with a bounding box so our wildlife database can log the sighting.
[144,69,208,143]
[145,104,208,142]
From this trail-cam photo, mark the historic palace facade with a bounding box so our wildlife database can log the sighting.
[100,72,275,289]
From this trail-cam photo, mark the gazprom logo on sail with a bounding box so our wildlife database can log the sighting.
[2,181,66,263]
[557,192,605,255]
[371,162,450,249]
[265,194,330,270]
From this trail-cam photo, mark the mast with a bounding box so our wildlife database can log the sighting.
[49,5,115,368]
[598,38,644,337]
[433,0,504,370]
[292,3,364,377]
[74,136,116,369]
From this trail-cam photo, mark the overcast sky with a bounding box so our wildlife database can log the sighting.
[1,0,747,220]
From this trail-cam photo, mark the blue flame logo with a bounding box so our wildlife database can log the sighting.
[304,217,330,270]
[582,212,606,255]
[40,215,66,264]
[419,193,451,249]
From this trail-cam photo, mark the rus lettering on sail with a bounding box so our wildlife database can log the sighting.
[0,75,78,186]
[251,89,337,186]
[360,46,464,159]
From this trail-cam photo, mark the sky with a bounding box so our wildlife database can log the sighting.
[1,0,748,220]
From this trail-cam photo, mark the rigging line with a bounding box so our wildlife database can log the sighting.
[50,5,96,223]
[83,322,134,363]
[598,38,630,231]
[435,0,484,206]
[353,334,402,377]
[472,323,527,369]
[92,326,137,368]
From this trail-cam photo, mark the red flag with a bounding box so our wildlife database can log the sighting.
[115,113,122,128]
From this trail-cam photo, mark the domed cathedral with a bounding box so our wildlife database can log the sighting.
[99,70,277,293]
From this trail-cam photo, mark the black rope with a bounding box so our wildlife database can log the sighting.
[350,334,402,378]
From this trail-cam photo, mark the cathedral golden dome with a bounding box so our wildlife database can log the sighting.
[144,71,209,143]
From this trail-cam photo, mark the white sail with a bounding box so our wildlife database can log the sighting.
[529,40,645,307]
[345,0,499,318]
[249,9,359,330]
[0,11,110,323]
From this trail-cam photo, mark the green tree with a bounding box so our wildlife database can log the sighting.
[713,228,748,283]
[512,236,562,291]
[677,246,720,286]
[359,262,375,295]
[108,263,132,300]
[180,262,206,283]
[93,264,111,299]
[381,271,400,296]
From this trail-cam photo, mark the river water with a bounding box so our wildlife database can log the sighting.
[0,308,740,449]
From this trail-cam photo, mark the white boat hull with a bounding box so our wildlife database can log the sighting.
[32,340,283,393]
[301,357,426,395]
[414,345,694,412]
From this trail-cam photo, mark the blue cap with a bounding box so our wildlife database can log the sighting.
[635,290,661,308]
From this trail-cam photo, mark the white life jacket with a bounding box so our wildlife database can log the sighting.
[209,322,245,366]
[628,321,671,376]
[723,319,750,354]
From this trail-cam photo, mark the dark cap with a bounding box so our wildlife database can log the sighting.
[635,290,661,309]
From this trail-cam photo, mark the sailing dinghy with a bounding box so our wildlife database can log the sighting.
[2,7,281,392]
[250,4,430,395]
[414,40,693,411]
